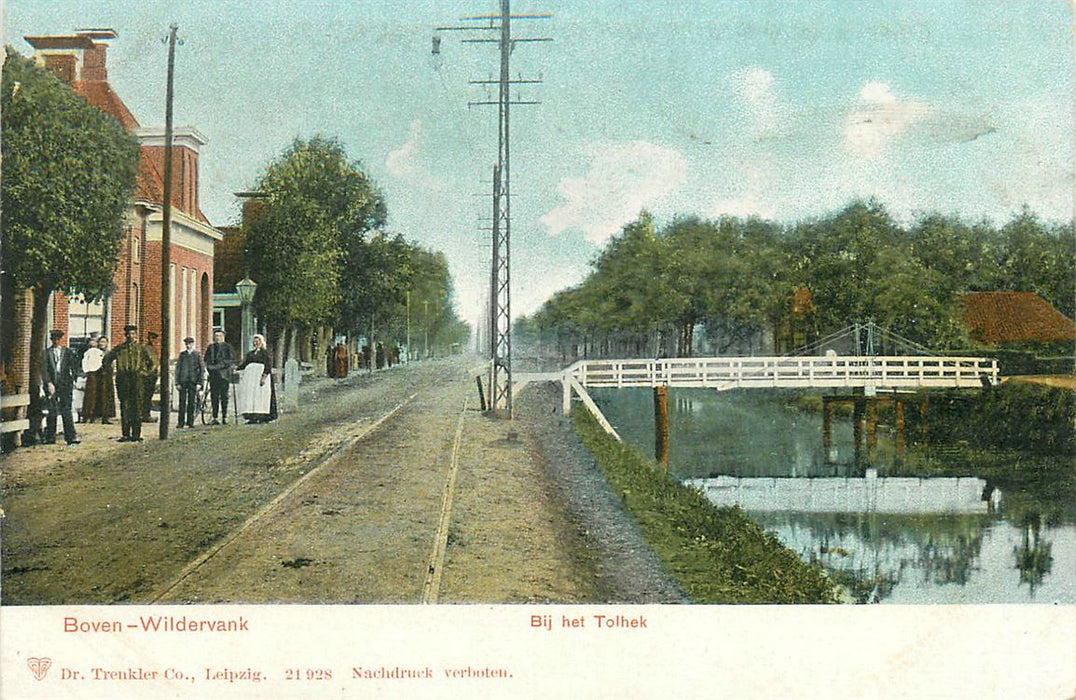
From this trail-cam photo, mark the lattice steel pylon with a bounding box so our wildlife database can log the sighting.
[438,0,549,417]
[490,162,511,414]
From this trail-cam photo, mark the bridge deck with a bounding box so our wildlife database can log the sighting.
[566,355,997,391]
[513,355,997,443]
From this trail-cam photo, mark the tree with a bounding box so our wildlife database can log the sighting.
[338,231,412,350]
[1,48,138,416]
[530,197,1071,359]
[995,209,1075,319]
[666,216,784,355]
[787,199,906,336]
[244,136,385,362]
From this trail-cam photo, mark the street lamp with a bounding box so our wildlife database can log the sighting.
[236,276,257,354]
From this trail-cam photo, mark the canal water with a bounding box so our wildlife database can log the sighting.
[590,387,1075,604]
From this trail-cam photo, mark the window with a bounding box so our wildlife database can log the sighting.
[169,263,176,350]
[181,266,189,343]
[68,294,106,339]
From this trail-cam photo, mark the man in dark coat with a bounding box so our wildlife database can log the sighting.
[104,324,155,442]
[175,337,205,428]
[40,329,80,445]
[203,328,236,424]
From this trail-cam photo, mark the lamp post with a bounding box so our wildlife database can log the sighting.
[236,276,257,355]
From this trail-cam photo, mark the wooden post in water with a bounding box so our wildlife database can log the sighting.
[919,398,929,446]
[852,393,866,468]
[866,400,878,457]
[822,397,833,462]
[654,385,669,471]
[895,400,906,461]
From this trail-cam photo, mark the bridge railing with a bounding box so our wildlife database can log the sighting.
[566,355,998,390]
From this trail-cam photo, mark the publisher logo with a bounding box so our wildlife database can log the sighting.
[27,657,52,681]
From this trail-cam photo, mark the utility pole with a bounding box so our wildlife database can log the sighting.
[438,1,550,418]
[159,23,179,440]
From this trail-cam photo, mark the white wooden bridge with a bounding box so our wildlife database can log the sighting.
[515,354,998,441]
[683,474,996,514]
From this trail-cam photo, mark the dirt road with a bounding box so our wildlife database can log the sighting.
[1,358,680,605]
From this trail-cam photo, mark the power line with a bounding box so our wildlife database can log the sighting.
[437,1,550,418]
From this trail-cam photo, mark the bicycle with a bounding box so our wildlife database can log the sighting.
[199,370,240,425]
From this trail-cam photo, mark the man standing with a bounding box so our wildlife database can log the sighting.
[175,337,205,428]
[203,328,236,424]
[104,324,155,442]
[142,331,159,422]
[40,329,79,445]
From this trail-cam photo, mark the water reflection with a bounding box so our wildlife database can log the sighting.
[1014,513,1053,594]
[592,387,1075,604]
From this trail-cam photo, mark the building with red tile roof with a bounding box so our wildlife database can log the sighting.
[960,291,1075,346]
[20,29,221,363]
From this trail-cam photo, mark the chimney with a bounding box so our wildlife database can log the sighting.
[23,28,116,85]
[75,28,116,82]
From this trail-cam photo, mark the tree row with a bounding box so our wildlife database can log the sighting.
[517,201,1073,360]
[243,136,468,363]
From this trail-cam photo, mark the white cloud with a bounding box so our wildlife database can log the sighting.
[843,82,931,159]
[385,120,428,182]
[540,141,688,244]
[737,67,777,134]
[741,67,774,105]
[704,67,784,219]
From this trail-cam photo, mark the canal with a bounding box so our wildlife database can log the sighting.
[590,387,1075,604]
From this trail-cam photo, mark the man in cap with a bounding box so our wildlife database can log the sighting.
[40,329,80,445]
[175,336,205,428]
[103,324,155,442]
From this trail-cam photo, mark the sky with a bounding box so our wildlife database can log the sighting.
[5,1,1073,328]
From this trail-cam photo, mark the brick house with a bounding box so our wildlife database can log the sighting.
[3,28,222,395]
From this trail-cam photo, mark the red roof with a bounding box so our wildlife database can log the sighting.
[73,81,139,131]
[960,292,1075,345]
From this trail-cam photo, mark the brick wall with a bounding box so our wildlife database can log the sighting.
[51,290,70,333]
[140,145,200,218]
[2,289,34,394]
[81,42,108,81]
[141,239,215,356]
[107,215,148,347]
[42,54,77,83]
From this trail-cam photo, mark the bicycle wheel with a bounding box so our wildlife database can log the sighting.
[199,388,211,425]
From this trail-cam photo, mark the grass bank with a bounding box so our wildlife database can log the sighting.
[572,408,839,604]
